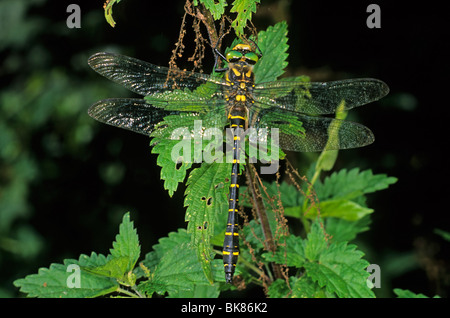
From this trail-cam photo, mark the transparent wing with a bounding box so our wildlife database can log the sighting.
[88,98,230,139]
[253,109,375,152]
[88,98,181,135]
[253,78,389,115]
[88,52,228,111]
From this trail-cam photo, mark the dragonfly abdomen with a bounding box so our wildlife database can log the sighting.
[223,112,246,283]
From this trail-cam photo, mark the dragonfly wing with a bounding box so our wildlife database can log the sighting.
[253,78,389,115]
[253,109,374,152]
[88,52,228,98]
[88,98,180,136]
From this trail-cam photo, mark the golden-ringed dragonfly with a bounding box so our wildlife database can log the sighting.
[87,43,389,284]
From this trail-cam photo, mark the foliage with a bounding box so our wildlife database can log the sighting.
[13,16,402,298]
[9,1,441,299]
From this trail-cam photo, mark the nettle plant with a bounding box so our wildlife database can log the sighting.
[14,1,400,298]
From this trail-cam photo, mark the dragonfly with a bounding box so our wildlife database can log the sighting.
[87,43,389,284]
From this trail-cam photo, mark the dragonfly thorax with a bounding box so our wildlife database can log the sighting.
[225,63,255,122]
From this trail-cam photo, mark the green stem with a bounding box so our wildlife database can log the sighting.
[117,287,140,298]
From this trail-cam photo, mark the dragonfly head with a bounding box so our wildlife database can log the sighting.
[226,44,260,66]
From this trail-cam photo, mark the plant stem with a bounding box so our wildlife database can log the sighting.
[117,287,140,298]
[245,162,282,282]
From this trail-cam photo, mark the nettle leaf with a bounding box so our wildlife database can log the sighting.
[110,212,140,272]
[325,216,372,243]
[85,212,141,285]
[230,0,261,36]
[315,168,398,201]
[139,229,223,297]
[284,168,396,223]
[268,276,334,298]
[184,162,231,282]
[253,21,289,83]
[195,0,228,20]
[141,229,191,273]
[393,288,440,298]
[265,220,374,298]
[150,113,198,196]
[153,243,223,297]
[150,102,227,197]
[14,213,143,297]
[14,253,119,298]
[305,199,374,221]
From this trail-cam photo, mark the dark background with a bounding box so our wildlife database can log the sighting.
[1,0,449,297]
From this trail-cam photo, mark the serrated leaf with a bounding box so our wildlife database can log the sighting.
[315,168,397,201]
[265,221,374,298]
[253,21,289,83]
[150,113,198,196]
[83,256,126,277]
[263,234,305,266]
[14,253,119,298]
[196,0,227,20]
[305,199,373,221]
[305,222,374,298]
[304,242,373,298]
[325,216,371,242]
[268,277,330,298]
[152,243,223,297]
[230,0,260,36]
[141,229,191,273]
[110,212,141,272]
[139,231,224,297]
[152,139,193,197]
[290,276,333,298]
[184,162,230,282]
[393,288,439,298]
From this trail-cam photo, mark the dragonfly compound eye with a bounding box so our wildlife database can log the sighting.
[244,52,259,65]
[226,50,243,62]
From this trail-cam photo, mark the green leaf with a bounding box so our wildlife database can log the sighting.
[266,220,374,298]
[268,276,333,298]
[196,0,228,20]
[103,0,123,27]
[110,212,140,272]
[184,162,230,283]
[154,243,223,297]
[253,21,289,83]
[150,114,197,196]
[84,212,140,286]
[83,256,131,281]
[305,199,373,221]
[264,234,306,267]
[290,276,333,298]
[393,288,439,298]
[314,100,348,172]
[325,216,371,242]
[306,222,374,298]
[13,253,119,298]
[315,168,398,201]
[434,228,450,242]
[141,229,192,272]
[230,0,260,36]
[139,230,223,297]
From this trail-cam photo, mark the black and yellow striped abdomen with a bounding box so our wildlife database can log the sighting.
[223,113,245,283]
